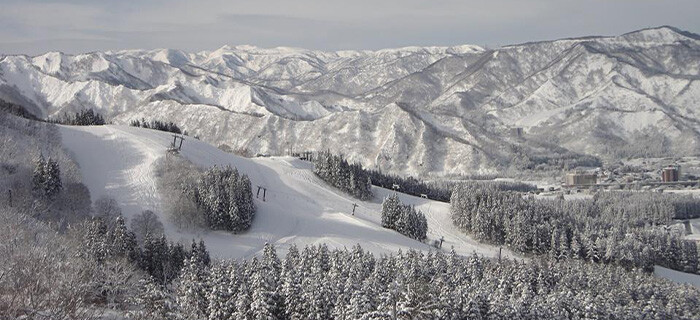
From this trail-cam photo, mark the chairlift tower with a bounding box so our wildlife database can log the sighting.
[168,134,185,153]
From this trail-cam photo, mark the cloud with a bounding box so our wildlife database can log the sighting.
[0,0,698,55]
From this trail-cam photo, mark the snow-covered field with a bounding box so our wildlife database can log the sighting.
[59,125,511,260]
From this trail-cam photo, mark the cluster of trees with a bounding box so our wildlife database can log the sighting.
[311,151,538,203]
[1,207,110,319]
[451,187,700,274]
[367,171,536,202]
[155,156,256,233]
[81,212,210,286]
[50,108,106,125]
[0,194,212,318]
[130,118,184,135]
[457,180,537,193]
[313,151,373,200]
[187,166,256,232]
[131,243,700,320]
[31,154,62,199]
[507,143,602,172]
[381,194,428,241]
[0,99,39,120]
[367,169,452,201]
[2,111,90,227]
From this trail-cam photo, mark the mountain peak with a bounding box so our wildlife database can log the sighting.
[620,25,699,43]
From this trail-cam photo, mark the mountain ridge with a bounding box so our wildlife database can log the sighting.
[1,26,698,177]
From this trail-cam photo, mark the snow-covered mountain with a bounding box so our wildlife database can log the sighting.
[2,26,699,176]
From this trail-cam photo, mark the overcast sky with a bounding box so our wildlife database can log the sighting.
[1,0,698,55]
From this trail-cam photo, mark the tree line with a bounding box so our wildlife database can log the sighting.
[312,151,537,203]
[381,194,428,241]
[365,169,448,201]
[130,118,185,135]
[451,186,700,274]
[49,108,106,125]
[81,213,211,286]
[313,151,373,200]
[0,99,40,120]
[132,243,700,320]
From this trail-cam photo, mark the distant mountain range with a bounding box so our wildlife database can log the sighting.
[1,26,699,177]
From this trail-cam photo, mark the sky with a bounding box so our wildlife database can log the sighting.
[0,0,698,55]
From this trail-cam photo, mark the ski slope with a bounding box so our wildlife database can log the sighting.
[59,125,512,259]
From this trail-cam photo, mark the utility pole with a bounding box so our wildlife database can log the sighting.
[352,203,359,215]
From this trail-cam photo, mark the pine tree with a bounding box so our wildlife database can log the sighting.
[381,194,401,229]
[44,157,62,198]
[82,217,110,263]
[176,255,209,319]
[32,154,47,196]
[110,215,138,260]
[131,277,176,320]
[206,263,235,320]
[282,245,305,320]
[347,280,375,319]
[234,282,253,320]
[250,243,282,320]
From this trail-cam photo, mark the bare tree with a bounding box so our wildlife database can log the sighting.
[0,207,101,320]
[130,210,165,243]
[94,196,123,229]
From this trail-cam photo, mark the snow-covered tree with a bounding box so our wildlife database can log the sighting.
[176,255,209,319]
[130,210,165,243]
[381,194,428,241]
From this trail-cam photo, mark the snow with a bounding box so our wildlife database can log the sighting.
[59,124,511,260]
[654,266,700,289]
[4,27,698,177]
[685,217,700,241]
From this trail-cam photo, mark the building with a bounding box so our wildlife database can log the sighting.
[662,166,680,182]
[565,172,598,186]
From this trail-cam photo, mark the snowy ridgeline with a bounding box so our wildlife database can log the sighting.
[2,27,699,176]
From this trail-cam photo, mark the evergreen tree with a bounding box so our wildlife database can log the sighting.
[380,194,428,241]
[176,255,209,319]
[282,245,305,320]
[381,194,401,229]
[31,154,47,195]
[131,277,176,320]
[44,157,62,198]
[206,263,235,320]
[251,243,282,320]
[234,282,254,320]
[110,216,138,260]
